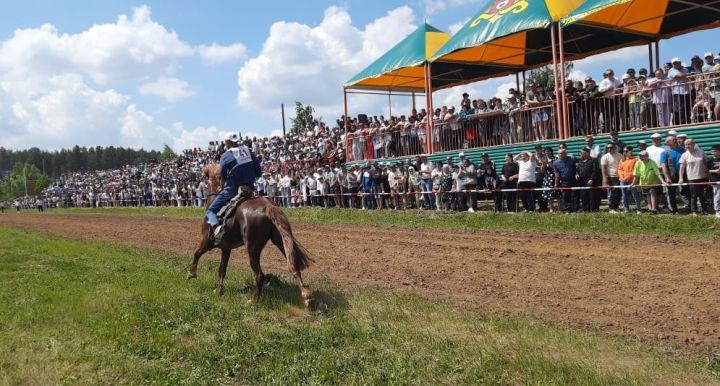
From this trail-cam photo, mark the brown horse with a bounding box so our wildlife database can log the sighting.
[186,164,315,307]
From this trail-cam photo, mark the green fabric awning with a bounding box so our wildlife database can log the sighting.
[553,0,720,68]
[344,23,450,91]
[428,0,584,90]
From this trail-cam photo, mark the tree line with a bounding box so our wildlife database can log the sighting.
[0,145,176,179]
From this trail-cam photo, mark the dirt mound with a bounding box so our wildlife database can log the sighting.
[2,213,718,355]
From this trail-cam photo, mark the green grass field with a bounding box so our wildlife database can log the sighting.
[1,226,719,385]
[46,205,720,238]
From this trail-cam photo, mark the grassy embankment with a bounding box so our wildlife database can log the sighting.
[45,205,720,238]
[0,227,718,384]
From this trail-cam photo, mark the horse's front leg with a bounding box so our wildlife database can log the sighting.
[215,248,231,295]
[187,228,212,279]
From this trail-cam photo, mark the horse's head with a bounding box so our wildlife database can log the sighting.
[202,164,221,194]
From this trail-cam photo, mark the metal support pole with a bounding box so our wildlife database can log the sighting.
[281,103,286,137]
[550,22,564,140]
[647,43,653,73]
[412,92,416,111]
[515,72,520,92]
[558,23,570,140]
[425,62,435,154]
[23,163,28,196]
[654,41,660,70]
[522,71,526,92]
[343,88,349,162]
[388,91,392,117]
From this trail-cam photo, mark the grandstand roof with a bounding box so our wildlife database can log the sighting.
[559,0,720,61]
[344,23,450,92]
[431,0,583,65]
[429,0,720,90]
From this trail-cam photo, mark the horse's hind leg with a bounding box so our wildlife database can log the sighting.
[270,233,313,307]
[246,241,266,305]
[187,234,211,280]
[215,248,231,295]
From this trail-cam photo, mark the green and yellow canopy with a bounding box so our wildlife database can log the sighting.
[344,23,450,91]
[560,0,720,61]
[432,0,583,66]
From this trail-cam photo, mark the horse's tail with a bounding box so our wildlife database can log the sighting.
[266,205,314,272]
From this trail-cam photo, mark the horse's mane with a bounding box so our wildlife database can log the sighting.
[202,164,221,193]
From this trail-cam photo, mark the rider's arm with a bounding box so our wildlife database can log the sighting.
[251,153,262,179]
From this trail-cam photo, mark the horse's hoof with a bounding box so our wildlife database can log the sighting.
[246,299,258,305]
[305,298,318,311]
[186,271,197,280]
[214,287,224,296]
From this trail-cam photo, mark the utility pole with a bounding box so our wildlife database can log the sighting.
[23,163,28,197]
[281,104,286,136]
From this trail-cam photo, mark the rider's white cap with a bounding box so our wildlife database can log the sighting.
[223,132,240,142]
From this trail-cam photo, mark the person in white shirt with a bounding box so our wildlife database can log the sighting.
[646,133,665,166]
[514,151,538,211]
[419,155,434,209]
[584,136,601,159]
[387,164,403,210]
[431,162,443,210]
[601,142,623,212]
[597,69,622,133]
[667,58,691,125]
[281,173,292,207]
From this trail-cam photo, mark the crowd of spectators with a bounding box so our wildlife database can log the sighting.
[2,53,720,218]
[346,52,720,159]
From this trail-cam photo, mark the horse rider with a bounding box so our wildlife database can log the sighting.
[206,132,262,243]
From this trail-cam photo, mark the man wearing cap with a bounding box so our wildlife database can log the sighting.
[647,133,665,165]
[598,69,622,133]
[636,140,648,152]
[646,69,671,127]
[676,133,688,150]
[601,142,623,212]
[702,52,716,74]
[205,132,262,243]
[668,58,691,125]
[632,150,664,214]
[659,135,686,214]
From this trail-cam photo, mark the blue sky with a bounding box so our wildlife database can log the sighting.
[0,0,717,151]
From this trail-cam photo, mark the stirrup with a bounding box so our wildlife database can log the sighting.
[210,224,224,245]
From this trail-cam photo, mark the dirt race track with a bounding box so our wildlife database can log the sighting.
[2,213,719,355]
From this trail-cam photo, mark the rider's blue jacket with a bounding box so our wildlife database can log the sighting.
[219,145,262,188]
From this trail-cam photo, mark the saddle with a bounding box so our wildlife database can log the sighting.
[212,186,254,244]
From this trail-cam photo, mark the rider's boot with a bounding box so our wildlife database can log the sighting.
[209,223,224,245]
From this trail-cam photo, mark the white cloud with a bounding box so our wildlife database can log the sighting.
[448,17,469,35]
[138,77,194,102]
[198,42,247,64]
[0,5,226,151]
[172,125,224,152]
[2,73,175,150]
[0,5,193,87]
[435,75,516,108]
[236,6,417,122]
[424,0,480,16]
[573,46,645,68]
[567,69,588,82]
